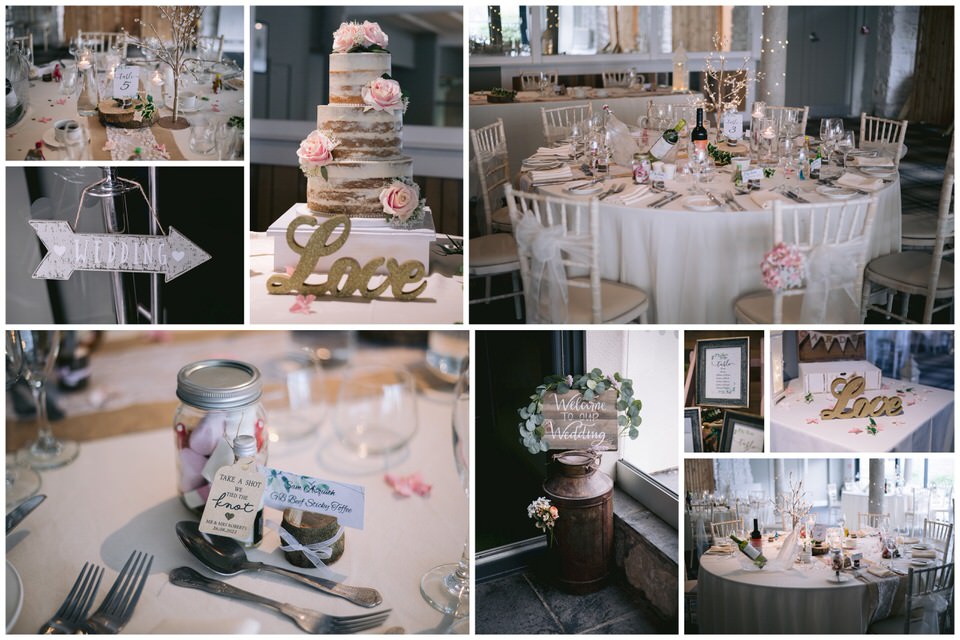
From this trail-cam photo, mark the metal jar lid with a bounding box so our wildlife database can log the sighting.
[176,359,262,410]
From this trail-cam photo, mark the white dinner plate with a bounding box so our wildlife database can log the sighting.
[6,561,23,632]
[911,559,931,566]
[847,149,879,158]
[860,166,897,178]
[564,181,603,195]
[816,185,857,200]
[912,543,930,550]
[682,195,719,212]
[827,574,851,584]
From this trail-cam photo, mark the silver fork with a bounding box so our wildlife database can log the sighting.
[169,567,392,634]
[599,183,625,200]
[38,562,104,633]
[80,550,154,634]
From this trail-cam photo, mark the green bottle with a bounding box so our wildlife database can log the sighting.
[648,118,687,160]
[731,534,767,568]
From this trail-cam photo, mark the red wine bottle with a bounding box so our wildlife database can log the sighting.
[692,107,708,154]
[750,518,763,550]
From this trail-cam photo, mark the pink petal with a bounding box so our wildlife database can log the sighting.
[285,266,296,276]
[806,418,819,424]
[848,428,863,434]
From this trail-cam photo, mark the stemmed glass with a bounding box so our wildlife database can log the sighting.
[420,362,470,618]
[16,330,79,469]
[569,122,582,160]
[836,131,855,167]
[6,330,43,506]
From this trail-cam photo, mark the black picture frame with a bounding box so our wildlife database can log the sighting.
[696,337,750,408]
[719,410,765,453]
[684,407,702,453]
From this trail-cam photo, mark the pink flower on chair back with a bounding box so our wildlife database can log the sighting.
[761,242,805,291]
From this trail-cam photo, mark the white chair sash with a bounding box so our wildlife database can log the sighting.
[913,592,949,632]
[514,214,591,323]
[800,241,864,323]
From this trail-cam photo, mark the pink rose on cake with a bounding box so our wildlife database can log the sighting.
[361,77,407,114]
[332,22,363,54]
[297,129,340,180]
[361,21,388,49]
[379,177,425,225]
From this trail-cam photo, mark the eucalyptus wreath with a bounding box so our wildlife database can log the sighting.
[518,369,642,454]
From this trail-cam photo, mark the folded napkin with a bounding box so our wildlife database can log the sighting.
[536,144,574,157]
[868,565,894,578]
[749,189,789,209]
[531,166,574,184]
[912,549,937,559]
[836,172,885,191]
[849,155,895,168]
[610,185,655,205]
[900,537,920,544]
[705,545,734,554]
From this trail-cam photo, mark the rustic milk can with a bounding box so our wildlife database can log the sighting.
[543,449,614,594]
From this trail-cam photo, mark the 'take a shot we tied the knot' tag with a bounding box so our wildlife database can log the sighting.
[199,462,266,540]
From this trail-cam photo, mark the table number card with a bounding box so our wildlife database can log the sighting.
[696,337,750,408]
[112,65,140,99]
[199,463,266,540]
[264,468,365,529]
[722,112,743,141]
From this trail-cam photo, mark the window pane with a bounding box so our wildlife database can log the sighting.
[468,5,530,56]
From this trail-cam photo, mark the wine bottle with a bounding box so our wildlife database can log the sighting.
[648,118,687,160]
[731,534,767,568]
[691,108,708,154]
[750,518,762,549]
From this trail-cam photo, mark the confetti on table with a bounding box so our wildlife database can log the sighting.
[289,294,316,314]
[806,418,819,424]
[385,472,432,498]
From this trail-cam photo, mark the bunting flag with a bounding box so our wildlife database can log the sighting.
[799,331,863,352]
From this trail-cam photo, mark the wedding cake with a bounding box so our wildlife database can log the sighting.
[297,21,424,224]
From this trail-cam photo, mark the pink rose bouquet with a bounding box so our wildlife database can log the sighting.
[761,242,805,291]
[297,129,339,180]
[361,77,407,114]
[332,21,389,53]
[379,177,424,225]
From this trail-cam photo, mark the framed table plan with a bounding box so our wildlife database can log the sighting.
[684,407,703,453]
[696,337,750,408]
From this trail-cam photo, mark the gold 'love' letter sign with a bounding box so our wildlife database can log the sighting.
[819,375,904,420]
[266,215,427,300]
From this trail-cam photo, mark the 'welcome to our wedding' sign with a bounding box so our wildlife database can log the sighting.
[541,389,619,450]
[29,220,211,282]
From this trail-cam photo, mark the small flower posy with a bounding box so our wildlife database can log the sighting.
[297,129,340,181]
[361,75,408,114]
[527,497,559,546]
[332,21,389,54]
[379,177,425,227]
[761,242,805,291]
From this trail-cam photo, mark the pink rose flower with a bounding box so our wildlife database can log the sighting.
[332,22,362,53]
[297,130,338,175]
[379,180,420,221]
[361,21,388,49]
[361,77,404,113]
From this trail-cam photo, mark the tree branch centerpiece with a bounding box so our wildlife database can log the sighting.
[696,33,764,143]
[517,369,642,454]
[132,6,206,130]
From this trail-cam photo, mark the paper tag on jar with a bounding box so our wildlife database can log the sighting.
[742,168,764,181]
[264,468,365,529]
[199,462,266,540]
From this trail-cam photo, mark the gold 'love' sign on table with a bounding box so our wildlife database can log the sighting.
[266,215,427,300]
[540,389,619,450]
[820,375,904,420]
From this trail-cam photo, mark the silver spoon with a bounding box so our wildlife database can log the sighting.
[175,520,383,608]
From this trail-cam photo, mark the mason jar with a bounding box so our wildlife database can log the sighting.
[174,359,268,513]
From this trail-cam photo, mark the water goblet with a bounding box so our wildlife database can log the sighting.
[189,115,217,155]
[16,330,79,469]
[333,364,418,459]
[836,131,855,167]
[420,362,470,617]
[5,331,43,507]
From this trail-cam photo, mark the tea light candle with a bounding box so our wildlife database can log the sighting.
[752,101,766,118]
[762,126,776,140]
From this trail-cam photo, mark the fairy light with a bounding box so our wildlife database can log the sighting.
[698,32,764,115]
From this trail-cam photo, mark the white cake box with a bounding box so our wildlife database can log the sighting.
[799,360,882,395]
[268,204,436,276]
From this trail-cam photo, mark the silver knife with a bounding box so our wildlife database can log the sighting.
[786,189,810,204]
[703,190,725,208]
[6,494,45,534]
[652,192,682,209]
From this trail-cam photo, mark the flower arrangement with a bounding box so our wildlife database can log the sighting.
[332,21,389,54]
[517,369,642,454]
[761,242,805,291]
[361,75,407,114]
[297,130,340,180]
[527,497,559,546]
[379,177,425,226]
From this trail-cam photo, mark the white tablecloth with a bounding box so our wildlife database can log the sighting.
[771,377,954,452]
[698,535,915,634]
[249,233,463,324]
[7,60,243,161]
[531,170,901,323]
[6,379,466,633]
[841,491,912,529]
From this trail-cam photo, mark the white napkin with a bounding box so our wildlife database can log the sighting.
[900,536,920,544]
[536,144,574,157]
[610,185,656,206]
[836,172,885,191]
[849,155,895,168]
[913,549,938,559]
[531,166,574,184]
[868,565,894,578]
[749,189,789,209]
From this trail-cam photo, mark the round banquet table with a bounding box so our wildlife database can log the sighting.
[771,377,954,452]
[698,534,918,634]
[527,164,901,323]
[7,59,244,161]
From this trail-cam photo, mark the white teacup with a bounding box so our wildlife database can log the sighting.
[663,163,677,180]
[179,92,197,110]
[53,119,78,143]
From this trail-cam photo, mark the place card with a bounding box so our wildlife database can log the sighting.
[112,65,140,99]
[650,170,667,182]
[742,167,764,182]
[199,462,266,540]
[264,468,365,529]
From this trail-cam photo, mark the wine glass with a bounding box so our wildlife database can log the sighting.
[333,364,418,459]
[6,331,43,507]
[420,362,470,618]
[569,122,582,159]
[836,131,855,167]
[17,330,79,469]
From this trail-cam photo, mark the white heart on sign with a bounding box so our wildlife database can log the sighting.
[171,250,185,262]
[53,245,66,257]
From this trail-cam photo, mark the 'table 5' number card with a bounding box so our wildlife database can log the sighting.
[113,65,139,99]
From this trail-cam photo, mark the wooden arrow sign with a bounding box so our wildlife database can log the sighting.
[29,220,211,282]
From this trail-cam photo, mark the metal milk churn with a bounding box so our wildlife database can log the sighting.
[543,449,614,594]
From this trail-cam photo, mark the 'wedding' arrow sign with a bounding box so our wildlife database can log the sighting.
[29,220,211,282]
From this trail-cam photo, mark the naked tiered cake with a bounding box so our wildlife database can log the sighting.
[298,21,424,223]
